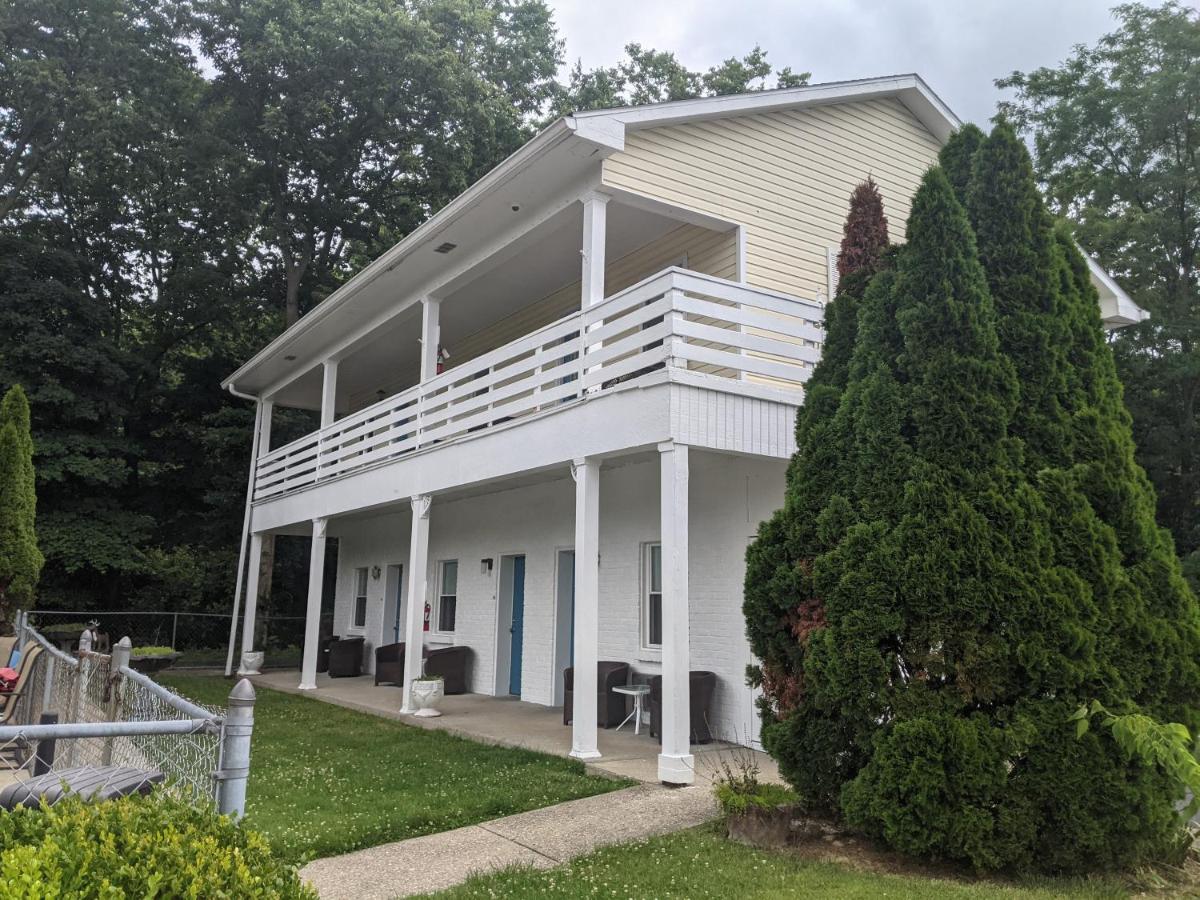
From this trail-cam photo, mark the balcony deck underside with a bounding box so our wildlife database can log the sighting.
[250,373,799,533]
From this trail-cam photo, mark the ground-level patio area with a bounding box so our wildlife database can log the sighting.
[250,669,782,785]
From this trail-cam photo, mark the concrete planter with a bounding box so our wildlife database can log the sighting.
[238,651,265,675]
[410,678,444,717]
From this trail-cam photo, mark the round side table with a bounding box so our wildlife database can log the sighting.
[613,683,651,736]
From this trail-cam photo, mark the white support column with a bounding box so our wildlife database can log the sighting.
[298,517,329,690]
[237,532,265,675]
[658,441,693,785]
[320,360,339,428]
[259,398,274,453]
[580,192,609,309]
[401,495,432,714]
[419,298,441,382]
[570,457,601,761]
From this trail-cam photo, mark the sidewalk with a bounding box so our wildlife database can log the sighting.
[299,782,718,899]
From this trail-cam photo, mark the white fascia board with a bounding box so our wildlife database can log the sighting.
[572,74,961,144]
[1085,254,1150,328]
[224,118,600,395]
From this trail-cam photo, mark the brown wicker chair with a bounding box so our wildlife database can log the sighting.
[424,646,471,694]
[648,671,717,744]
[327,636,365,678]
[317,634,339,674]
[562,661,629,727]
[374,642,405,686]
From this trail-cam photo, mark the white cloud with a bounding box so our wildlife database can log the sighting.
[547,0,1128,124]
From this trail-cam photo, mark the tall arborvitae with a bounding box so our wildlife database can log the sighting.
[744,179,891,758]
[0,385,43,616]
[750,165,1189,873]
[938,122,984,200]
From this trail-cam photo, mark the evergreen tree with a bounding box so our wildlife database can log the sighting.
[744,178,892,755]
[0,384,43,615]
[750,165,1192,872]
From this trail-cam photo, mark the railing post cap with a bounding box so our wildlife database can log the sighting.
[229,678,256,704]
[116,636,132,649]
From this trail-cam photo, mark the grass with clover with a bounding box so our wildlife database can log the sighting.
[428,826,1133,899]
[161,675,629,863]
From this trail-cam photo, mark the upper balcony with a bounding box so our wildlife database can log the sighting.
[252,267,823,508]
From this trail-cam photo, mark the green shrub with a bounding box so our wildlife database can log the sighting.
[712,752,797,817]
[131,645,178,657]
[0,792,314,898]
[744,128,1200,875]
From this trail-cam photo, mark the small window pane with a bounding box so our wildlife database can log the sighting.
[355,568,368,596]
[442,560,458,595]
[353,596,367,628]
[648,593,662,646]
[439,597,457,632]
[650,545,662,593]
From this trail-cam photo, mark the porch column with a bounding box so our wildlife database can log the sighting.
[580,191,609,390]
[401,494,432,714]
[580,192,609,308]
[298,517,329,690]
[237,532,265,675]
[419,298,441,381]
[658,441,693,785]
[570,457,601,760]
[237,399,274,675]
[320,359,339,428]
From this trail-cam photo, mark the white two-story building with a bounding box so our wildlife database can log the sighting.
[221,74,1145,785]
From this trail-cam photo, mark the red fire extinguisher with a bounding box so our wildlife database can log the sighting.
[423,600,431,632]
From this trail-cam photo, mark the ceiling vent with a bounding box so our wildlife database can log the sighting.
[433,242,457,254]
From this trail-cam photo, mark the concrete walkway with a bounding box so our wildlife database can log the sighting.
[300,782,717,899]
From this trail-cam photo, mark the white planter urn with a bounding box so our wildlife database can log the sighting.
[410,678,444,717]
[238,651,264,676]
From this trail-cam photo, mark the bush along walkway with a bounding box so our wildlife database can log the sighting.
[299,783,718,899]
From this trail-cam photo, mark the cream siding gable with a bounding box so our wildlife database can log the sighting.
[601,97,943,300]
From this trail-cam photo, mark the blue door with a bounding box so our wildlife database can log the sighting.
[508,556,526,696]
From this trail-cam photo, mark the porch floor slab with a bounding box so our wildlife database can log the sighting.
[249,670,782,786]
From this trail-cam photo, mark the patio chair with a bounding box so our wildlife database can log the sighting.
[0,645,44,726]
[648,671,717,745]
[374,642,405,686]
[562,661,629,728]
[317,634,339,674]
[0,636,15,668]
[327,636,365,678]
[424,646,471,695]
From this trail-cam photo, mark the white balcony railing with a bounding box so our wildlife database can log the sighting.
[253,268,824,501]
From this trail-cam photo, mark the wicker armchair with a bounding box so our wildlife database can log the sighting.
[327,636,365,678]
[424,646,471,694]
[374,642,405,686]
[648,671,717,744]
[562,661,629,727]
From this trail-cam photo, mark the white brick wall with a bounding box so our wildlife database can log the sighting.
[329,449,786,744]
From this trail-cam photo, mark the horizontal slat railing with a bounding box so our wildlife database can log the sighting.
[253,268,823,500]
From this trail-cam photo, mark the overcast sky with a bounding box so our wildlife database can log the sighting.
[546,0,1134,125]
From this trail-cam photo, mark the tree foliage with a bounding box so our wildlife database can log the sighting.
[551,43,808,117]
[0,384,43,614]
[997,1,1200,588]
[746,141,1200,872]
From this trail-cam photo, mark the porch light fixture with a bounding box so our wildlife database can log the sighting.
[433,242,457,254]
[481,558,493,575]
[371,565,382,580]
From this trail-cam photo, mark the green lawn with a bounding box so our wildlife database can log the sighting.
[161,675,630,864]
[429,827,1131,900]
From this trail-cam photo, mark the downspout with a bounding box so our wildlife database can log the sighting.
[224,384,263,677]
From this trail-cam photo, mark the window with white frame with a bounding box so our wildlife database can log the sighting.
[643,543,662,649]
[352,567,368,630]
[437,560,458,633]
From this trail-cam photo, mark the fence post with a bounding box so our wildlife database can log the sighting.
[171,613,178,651]
[63,658,81,767]
[102,637,131,766]
[216,678,255,817]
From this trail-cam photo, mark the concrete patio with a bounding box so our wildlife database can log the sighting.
[250,669,781,785]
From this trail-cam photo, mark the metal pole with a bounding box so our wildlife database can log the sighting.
[225,400,264,677]
[102,637,131,766]
[63,658,80,767]
[216,678,255,817]
[171,612,178,651]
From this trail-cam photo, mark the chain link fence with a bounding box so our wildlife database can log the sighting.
[0,617,254,814]
[28,609,332,670]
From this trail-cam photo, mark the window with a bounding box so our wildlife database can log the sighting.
[643,544,662,649]
[437,560,458,632]
[352,567,368,630]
